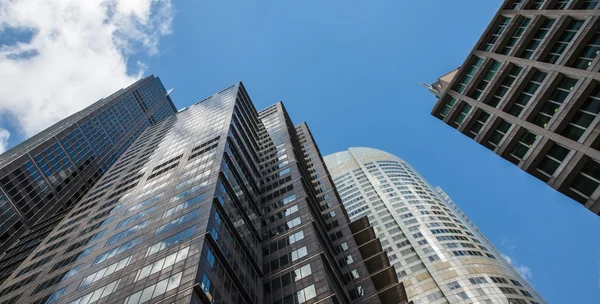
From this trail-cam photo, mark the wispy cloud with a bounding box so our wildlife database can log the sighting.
[502,253,533,280]
[501,236,517,251]
[0,0,175,145]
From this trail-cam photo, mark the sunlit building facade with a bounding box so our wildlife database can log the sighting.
[324,147,545,304]
[425,0,600,216]
[0,83,409,304]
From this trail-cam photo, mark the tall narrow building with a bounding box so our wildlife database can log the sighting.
[0,82,409,304]
[425,0,600,216]
[324,147,545,304]
[0,75,176,283]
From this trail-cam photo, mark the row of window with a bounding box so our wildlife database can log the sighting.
[505,0,599,10]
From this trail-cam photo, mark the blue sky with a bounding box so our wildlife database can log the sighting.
[1,0,598,303]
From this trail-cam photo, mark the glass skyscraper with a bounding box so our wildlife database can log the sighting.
[0,75,177,281]
[324,147,545,304]
[0,82,408,304]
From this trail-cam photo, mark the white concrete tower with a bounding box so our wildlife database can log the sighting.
[324,147,545,304]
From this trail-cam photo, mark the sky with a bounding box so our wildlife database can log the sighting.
[0,0,598,303]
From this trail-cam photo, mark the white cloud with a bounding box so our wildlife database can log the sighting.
[502,253,533,280]
[0,0,174,138]
[0,128,9,153]
[515,265,533,280]
[501,236,517,251]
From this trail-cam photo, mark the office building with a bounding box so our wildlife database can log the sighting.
[0,75,176,281]
[0,83,409,304]
[425,0,600,215]
[324,147,545,304]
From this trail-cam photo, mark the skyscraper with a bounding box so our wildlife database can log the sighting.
[0,75,176,275]
[324,147,545,304]
[0,82,409,304]
[424,0,600,216]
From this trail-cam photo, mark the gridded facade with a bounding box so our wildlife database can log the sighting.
[0,83,408,304]
[427,0,600,215]
[0,75,176,285]
[324,147,545,304]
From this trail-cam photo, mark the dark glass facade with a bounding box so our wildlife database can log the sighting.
[0,75,176,287]
[0,82,409,304]
[426,0,600,216]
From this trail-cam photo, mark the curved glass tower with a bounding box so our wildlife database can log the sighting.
[324,147,545,304]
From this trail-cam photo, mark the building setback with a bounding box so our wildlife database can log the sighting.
[0,75,177,281]
[324,147,545,304]
[0,82,409,304]
[425,0,600,216]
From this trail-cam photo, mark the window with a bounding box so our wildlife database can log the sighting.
[116,207,156,229]
[562,86,600,141]
[291,246,308,262]
[533,76,578,128]
[454,57,484,93]
[146,226,195,257]
[286,217,301,229]
[294,264,312,281]
[507,70,547,117]
[520,18,555,59]
[265,263,313,294]
[455,292,469,300]
[124,272,182,304]
[576,0,599,9]
[349,285,365,300]
[439,96,457,118]
[528,0,545,9]
[34,287,66,304]
[452,102,472,127]
[94,237,140,265]
[486,65,523,108]
[521,290,533,297]
[447,281,461,290]
[509,130,538,161]
[289,230,304,244]
[135,247,189,282]
[480,17,511,52]
[106,220,148,246]
[296,284,317,303]
[511,279,523,287]
[538,144,570,177]
[572,29,600,70]
[499,18,530,55]
[500,287,519,295]
[80,256,132,288]
[338,242,349,252]
[543,19,584,64]
[126,192,163,215]
[162,193,204,219]
[505,0,524,9]
[487,120,512,148]
[469,277,488,284]
[550,0,570,9]
[155,209,200,235]
[570,159,600,198]
[51,245,95,272]
[469,60,502,100]
[70,279,120,304]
